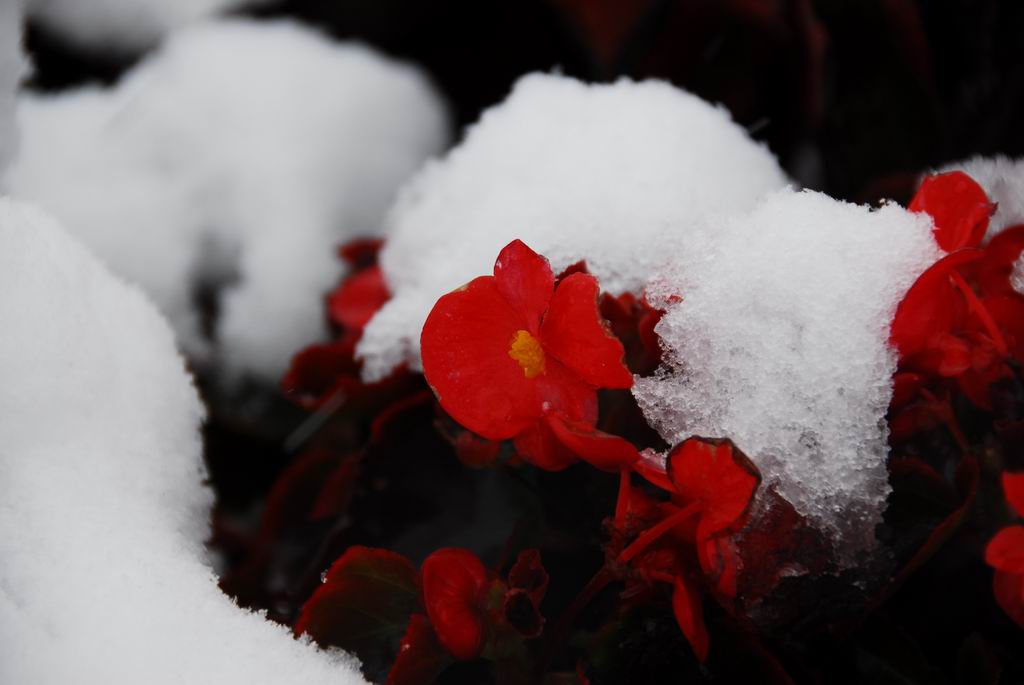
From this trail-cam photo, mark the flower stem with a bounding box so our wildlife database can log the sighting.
[618,502,701,564]
[614,468,630,529]
[537,566,613,676]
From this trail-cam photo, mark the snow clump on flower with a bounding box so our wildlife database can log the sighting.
[358,72,789,380]
[634,189,942,559]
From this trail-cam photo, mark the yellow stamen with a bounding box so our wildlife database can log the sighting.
[508,330,545,378]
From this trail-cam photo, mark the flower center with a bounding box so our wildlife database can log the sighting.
[508,330,545,379]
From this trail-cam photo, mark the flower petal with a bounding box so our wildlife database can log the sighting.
[544,412,640,471]
[672,576,709,663]
[512,420,578,471]
[1005,472,1024,518]
[421,548,490,661]
[985,526,1024,573]
[910,171,993,251]
[891,249,983,367]
[386,614,451,685]
[421,276,540,440]
[667,437,761,542]
[993,570,1024,628]
[493,239,554,334]
[329,264,390,331]
[973,224,1024,296]
[540,272,633,389]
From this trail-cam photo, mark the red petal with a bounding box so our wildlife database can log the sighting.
[993,570,1024,628]
[421,276,541,440]
[512,420,578,471]
[544,412,640,471]
[386,614,451,685]
[294,547,419,654]
[338,237,384,269]
[420,548,490,661]
[985,526,1024,572]
[634,451,675,493]
[1005,472,1024,518]
[891,372,925,410]
[328,264,390,331]
[697,535,740,599]
[540,272,633,389]
[667,437,761,542]
[936,334,972,376]
[453,431,503,469]
[536,357,598,422]
[981,294,1024,361]
[973,225,1024,296]
[672,576,710,663]
[493,239,554,334]
[891,249,983,367]
[910,171,993,251]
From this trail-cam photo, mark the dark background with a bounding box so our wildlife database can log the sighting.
[24,0,1024,204]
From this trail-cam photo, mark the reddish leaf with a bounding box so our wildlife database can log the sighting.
[909,171,993,252]
[281,336,361,409]
[508,549,549,605]
[667,437,761,541]
[544,412,640,471]
[672,575,710,663]
[1005,472,1024,518]
[259,448,345,542]
[329,264,390,331]
[308,455,360,522]
[493,239,554,334]
[993,570,1024,628]
[421,548,490,661]
[891,372,925,410]
[541,272,633,389]
[386,614,451,685]
[985,526,1024,573]
[295,547,419,663]
[421,275,541,440]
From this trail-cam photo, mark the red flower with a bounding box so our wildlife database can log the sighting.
[986,472,1024,627]
[615,438,761,662]
[908,171,993,252]
[421,240,635,471]
[421,548,491,661]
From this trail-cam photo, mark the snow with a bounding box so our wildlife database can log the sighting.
[26,0,268,53]
[1013,253,1024,296]
[634,189,941,558]
[5,19,449,382]
[940,155,1024,239]
[0,0,26,172]
[358,73,789,380]
[0,198,366,684]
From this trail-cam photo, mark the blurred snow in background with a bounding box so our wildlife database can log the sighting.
[635,190,941,558]
[0,198,366,684]
[5,19,449,382]
[0,0,26,170]
[358,73,789,380]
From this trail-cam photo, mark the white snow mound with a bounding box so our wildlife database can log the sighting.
[358,73,789,380]
[634,189,942,557]
[0,198,365,684]
[940,155,1024,239]
[5,19,448,382]
[27,0,269,53]
[0,0,27,172]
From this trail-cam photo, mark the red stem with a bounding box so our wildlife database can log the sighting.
[614,468,630,529]
[619,502,701,564]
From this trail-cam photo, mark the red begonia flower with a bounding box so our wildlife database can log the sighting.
[672,575,710,662]
[421,240,633,470]
[507,549,549,607]
[420,548,490,661]
[666,437,761,543]
[909,171,993,252]
[890,249,983,372]
[971,225,1024,296]
[993,570,1024,628]
[329,264,390,331]
[1005,472,1024,517]
[986,526,1024,572]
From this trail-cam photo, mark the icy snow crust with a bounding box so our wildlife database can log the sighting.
[634,190,941,555]
[0,199,365,684]
[941,155,1024,239]
[358,73,789,380]
[5,19,448,382]
[27,0,268,52]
